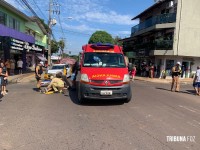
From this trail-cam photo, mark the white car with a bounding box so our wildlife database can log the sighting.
[46,64,71,78]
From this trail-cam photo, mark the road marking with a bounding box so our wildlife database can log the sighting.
[193,120,200,125]
[179,105,200,115]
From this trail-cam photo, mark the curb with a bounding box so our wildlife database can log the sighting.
[8,73,35,84]
[134,77,193,85]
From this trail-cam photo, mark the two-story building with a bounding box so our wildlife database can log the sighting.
[122,0,200,78]
[25,17,48,70]
[0,0,47,71]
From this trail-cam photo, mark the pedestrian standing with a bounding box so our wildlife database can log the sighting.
[5,59,11,75]
[171,62,182,92]
[70,61,79,89]
[17,58,23,74]
[129,65,137,81]
[193,66,200,95]
[0,66,3,100]
[35,61,44,92]
[0,61,8,95]
[149,64,154,78]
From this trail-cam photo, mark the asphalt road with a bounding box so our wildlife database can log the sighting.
[0,81,199,150]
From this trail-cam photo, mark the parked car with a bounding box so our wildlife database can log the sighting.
[44,64,71,79]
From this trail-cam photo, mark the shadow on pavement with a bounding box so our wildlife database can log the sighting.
[156,87,196,95]
[67,89,124,106]
[32,88,40,92]
[156,87,171,92]
[179,90,196,95]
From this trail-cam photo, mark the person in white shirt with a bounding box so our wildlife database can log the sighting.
[193,66,200,95]
[17,58,23,74]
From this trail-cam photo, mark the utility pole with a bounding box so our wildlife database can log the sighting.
[47,0,59,65]
[47,0,52,65]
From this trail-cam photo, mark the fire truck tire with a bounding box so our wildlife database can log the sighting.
[125,93,132,103]
[77,85,84,104]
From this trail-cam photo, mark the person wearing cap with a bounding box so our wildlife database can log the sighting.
[35,61,44,92]
[171,62,182,92]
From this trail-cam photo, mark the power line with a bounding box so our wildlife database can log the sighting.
[16,0,29,10]
[30,0,48,20]
[53,28,91,37]
[20,0,39,17]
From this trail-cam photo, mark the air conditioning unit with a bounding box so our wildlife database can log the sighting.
[168,1,174,8]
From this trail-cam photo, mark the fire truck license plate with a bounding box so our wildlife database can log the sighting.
[100,90,113,95]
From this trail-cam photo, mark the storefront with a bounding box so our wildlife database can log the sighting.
[154,56,193,78]
[0,36,46,71]
[25,42,47,70]
[0,24,35,71]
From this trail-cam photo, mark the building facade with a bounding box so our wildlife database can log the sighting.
[122,0,200,78]
[0,1,47,71]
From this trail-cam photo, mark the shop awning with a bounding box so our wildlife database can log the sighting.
[0,24,35,43]
[36,53,47,61]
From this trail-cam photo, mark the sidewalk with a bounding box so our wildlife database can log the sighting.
[7,72,35,84]
[7,73,194,85]
[134,76,193,84]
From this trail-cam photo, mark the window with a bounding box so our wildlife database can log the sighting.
[83,53,126,68]
[166,59,174,76]
[9,17,20,31]
[0,11,7,25]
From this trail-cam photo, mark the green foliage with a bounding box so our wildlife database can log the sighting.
[88,31,114,44]
[58,40,65,51]
[51,40,59,54]
[63,53,69,58]
[113,36,122,46]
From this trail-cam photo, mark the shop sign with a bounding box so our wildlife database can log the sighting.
[11,38,24,51]
[24,42,42,51]
[10,38,42,51]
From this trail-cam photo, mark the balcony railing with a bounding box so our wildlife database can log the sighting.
[131,40,173,51]
[131,13,176,35]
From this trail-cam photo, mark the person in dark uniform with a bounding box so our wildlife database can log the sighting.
[0,61,8,95]
[35,61,44,92]
[171,62,182,92]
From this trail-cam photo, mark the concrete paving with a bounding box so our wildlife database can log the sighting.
[7,72,35,84]
[134,76,193,85]
[8,73,194,85]
[0,81,199,150]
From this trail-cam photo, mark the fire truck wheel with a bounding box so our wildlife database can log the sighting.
[77,85,84,104]
[124,93,132,103]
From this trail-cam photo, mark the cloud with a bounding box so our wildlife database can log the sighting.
[61,0,134,25]
[62,24,100,33]
[76,11,133,25]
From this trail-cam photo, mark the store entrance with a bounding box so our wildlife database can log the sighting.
[182,61,190,78]
[11,53,22,73]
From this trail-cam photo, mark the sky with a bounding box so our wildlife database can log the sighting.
[5,0,154,55]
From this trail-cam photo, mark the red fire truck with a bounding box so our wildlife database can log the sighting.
[77,43,132,103]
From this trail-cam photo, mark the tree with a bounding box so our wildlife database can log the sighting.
[58,40,65,58]
[88,31,114,44]
[62,52,69,58]
[113,36,123,46]
[51,40,59,54]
